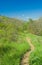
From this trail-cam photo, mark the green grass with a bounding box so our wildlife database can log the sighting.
[26,33,42,65]
[0,16,42,65]
[0,34,30,65]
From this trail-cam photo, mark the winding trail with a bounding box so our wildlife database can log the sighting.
[21,37,34,65]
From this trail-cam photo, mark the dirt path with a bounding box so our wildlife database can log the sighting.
[21,37,34,65]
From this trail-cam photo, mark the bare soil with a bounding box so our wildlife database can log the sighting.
[21,37,34,65]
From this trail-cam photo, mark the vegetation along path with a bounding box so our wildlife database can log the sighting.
[21,37,35,65]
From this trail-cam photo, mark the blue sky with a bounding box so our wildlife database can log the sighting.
[0,0,42,20]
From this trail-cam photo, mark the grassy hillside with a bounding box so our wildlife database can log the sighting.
[0,16,24,42]
[0,16,42,65]
[26,18,42,36]
[26,33,42,65]
[0,34,30,65]
[0,16,30,65]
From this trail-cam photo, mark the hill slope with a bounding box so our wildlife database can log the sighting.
[26,33,42,65]
[26,18,42,35]
[0,16,30,65]
[0,16,42,65]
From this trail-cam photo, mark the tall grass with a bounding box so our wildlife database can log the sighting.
[26,33,42,65]
[0,34,30,65]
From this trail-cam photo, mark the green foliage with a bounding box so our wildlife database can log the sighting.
[0,16,30,65]
[26,34,42,65]
[0,34,30,65]
[0,16,42,65]
[0,16,24,42]
[26,18,42,36]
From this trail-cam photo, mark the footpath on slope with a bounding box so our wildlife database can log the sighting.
[21,37,34,65]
